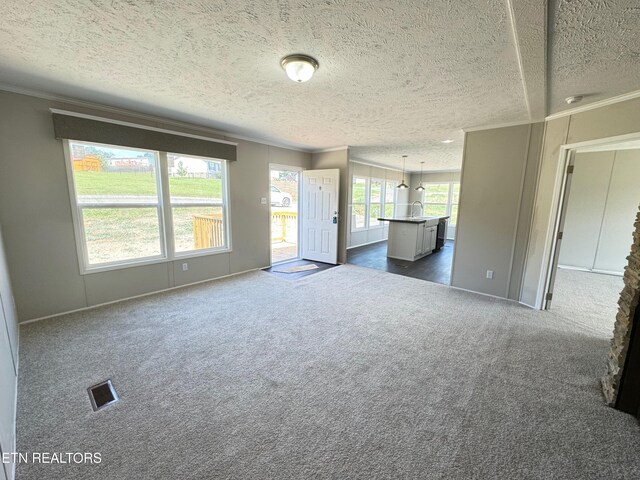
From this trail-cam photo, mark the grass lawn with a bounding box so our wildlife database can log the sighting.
[82,206,225,264]
[74,171,222,198]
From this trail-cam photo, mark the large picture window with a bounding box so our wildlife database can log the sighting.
[65,140,229,273]
[350,175,397,231]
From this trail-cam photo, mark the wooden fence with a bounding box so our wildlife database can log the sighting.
[193,213,224,249]
[271,211,297,243]
[193,211,296,249]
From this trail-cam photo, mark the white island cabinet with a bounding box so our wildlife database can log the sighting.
[382,217,441,261]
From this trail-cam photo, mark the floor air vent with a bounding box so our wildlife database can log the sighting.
[88,380,119,411]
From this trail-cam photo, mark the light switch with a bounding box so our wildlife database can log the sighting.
[261,197,267,205]
[486,270,493,279]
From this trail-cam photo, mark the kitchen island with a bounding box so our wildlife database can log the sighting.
[377,216,449,261]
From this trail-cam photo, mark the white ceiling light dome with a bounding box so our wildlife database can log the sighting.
[280,54,319,83]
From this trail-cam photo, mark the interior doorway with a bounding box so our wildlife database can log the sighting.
[269,165,301,265]
[544,139,640,334]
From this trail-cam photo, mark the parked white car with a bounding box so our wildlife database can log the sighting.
[270,186,292,207]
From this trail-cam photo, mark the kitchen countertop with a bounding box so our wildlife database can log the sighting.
[377,216,449,224]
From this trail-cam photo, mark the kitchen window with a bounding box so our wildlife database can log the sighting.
[369,179,383,227]
[351,177,368,230]
[65,140,230,273]
[422,182,460,238]
[350,175,397,231]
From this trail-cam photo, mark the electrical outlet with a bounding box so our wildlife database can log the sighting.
[261,197,267,205]
[182,263,188,272]
[486,270,493,279]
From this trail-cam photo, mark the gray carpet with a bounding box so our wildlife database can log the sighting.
[552,268,623,337]
[15,265,640,479]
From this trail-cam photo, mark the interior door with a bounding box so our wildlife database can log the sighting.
[301,169,339,264]
[544,152,576,309]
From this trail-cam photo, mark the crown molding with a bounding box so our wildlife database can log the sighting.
[462,119,537,133]
[311,146,349,153]
[349,159,402,172]
[545,88,640,121]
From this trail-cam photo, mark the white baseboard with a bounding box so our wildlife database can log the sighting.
[347,238,388,250]
[558,264,623,277]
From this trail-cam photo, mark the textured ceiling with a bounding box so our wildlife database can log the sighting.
[0,1,636,172]
[548,0,640,114]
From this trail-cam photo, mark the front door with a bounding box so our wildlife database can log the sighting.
[301,169,339,264]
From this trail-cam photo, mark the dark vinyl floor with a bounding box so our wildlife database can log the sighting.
[347,240,454,285]
[264,259,337,280]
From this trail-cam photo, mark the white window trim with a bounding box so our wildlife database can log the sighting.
[63,140,231,275]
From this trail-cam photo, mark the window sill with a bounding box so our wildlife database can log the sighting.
[81,248,232,275]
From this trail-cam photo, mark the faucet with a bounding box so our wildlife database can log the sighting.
[411,201,423,218]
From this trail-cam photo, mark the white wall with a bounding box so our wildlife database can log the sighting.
[0,90,311,321]
[559,149,640,274]
[0,227,18,480]
[347,161,405,249]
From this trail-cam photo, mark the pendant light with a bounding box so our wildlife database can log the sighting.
[397,155,409,189]
[415,161,425,191]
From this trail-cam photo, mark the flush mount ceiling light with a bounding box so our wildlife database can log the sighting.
[565,95,584,104]
[415,161,425,192]
[280,54,319,83]
[441,139,454,144]
[397,155,409,189]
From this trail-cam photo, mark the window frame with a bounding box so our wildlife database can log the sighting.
[63,140,231,274]
[350,175,398,232]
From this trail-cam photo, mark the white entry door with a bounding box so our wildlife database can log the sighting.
[301,169,340,264]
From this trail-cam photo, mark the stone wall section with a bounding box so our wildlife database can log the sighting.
[602,209,640,405]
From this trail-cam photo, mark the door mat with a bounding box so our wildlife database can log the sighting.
[273,264,319,273]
